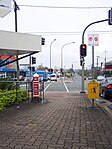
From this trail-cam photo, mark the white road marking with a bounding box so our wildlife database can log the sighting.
[44,82,52,92]
[64,82,69,92]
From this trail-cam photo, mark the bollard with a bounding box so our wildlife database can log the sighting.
[33,73,39,99]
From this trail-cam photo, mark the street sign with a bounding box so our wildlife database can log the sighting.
[88,80,99,99]
[0,0,11,17]
[88,34,99,46]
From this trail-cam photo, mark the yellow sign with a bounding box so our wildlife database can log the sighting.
[88,80,99,99]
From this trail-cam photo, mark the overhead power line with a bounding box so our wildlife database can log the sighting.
[19,5,111,9]
[26,31,112,36]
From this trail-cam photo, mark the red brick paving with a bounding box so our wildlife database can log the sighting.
[0,92,112,149]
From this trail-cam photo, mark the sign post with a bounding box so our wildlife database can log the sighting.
[88,80,99,107]
[88,34,99,79]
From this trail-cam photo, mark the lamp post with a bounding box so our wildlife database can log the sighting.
[50,39,56,75]
[96,56,99,77]
[72,61,77,80]
[61,42,75,72]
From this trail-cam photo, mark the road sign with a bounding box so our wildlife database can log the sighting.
[88,34,99,46]
[88,80,99,99]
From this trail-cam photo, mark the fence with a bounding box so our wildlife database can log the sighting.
[0,79,45,107]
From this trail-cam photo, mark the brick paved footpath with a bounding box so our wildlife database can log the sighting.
[0,92,112,149]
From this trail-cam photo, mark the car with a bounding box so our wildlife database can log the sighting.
[88,76,92,80]
[19,75,24,81]
[99,77,112,99]
[49,74,57,81]
[97,75,105,81]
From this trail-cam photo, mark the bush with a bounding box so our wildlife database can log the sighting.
[0,89,28,110]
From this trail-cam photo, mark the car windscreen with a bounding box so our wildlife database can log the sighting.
[50,75,56,77]
[107,78,112,83]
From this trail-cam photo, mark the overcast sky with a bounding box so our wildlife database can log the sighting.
[0,0,112,69]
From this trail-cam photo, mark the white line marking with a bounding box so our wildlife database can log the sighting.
[44,82,52,92]
[64,82,69,92]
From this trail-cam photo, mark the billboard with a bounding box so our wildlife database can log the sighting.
[0,0,11,17]
[0,56,17,72]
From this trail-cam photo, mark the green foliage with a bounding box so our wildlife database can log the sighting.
[0,78,16,90]
[0,89,28,110]
[0,79,29,110]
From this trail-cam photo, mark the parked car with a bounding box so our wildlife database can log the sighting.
[99,77,112,99]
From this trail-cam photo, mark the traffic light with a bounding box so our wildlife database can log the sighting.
[32,66,35,72]
[80,44,87,57]
[101,62,103,67]
[41,37,45,45]
[32,57,36,64]
[108,9,112,25]
[80,56,84,66]
[80,58,83,66]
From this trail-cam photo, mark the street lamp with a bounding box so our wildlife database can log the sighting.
[61,42,75,70]
[96,56,100,69]
[72,61,77,80]
[50,39,56,74]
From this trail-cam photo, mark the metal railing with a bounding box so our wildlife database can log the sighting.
[0,79,45,106]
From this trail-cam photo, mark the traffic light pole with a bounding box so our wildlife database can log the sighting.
[82,19,108,44]
[81,19,108,93]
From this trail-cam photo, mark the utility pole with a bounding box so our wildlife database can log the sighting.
[104,51,108,77]
[13,0,20,108]
[96,56,99,77]
[13,0,20,81]
[96,56,99,69]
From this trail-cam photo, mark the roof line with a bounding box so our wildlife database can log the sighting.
[19,5,112,9]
